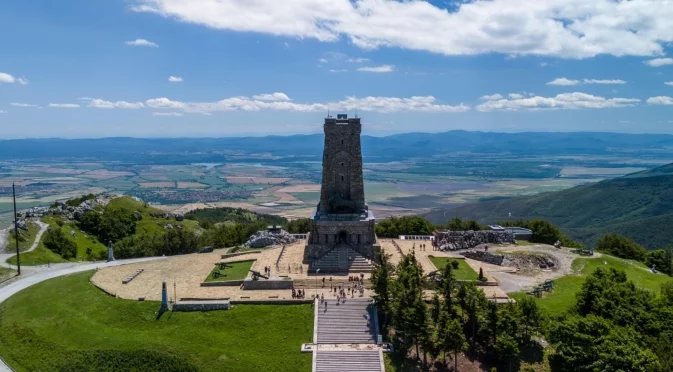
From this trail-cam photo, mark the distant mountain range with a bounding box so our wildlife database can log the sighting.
[426,164,673,250]
[3,131,673,162]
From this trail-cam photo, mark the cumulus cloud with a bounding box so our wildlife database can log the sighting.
[0,72,28,84]
[90,93,468,114]
[508,93,524,99]
[48,103,80,108]
[125,38,159,47]
[647,96,673,105]
[329,69,348,73]
[480,94,504,100]
[152,112,184,116]
[318,58,328,64]
[547,78,580,86]
[476,92,640,112]
[357,65,394,73]
[131,0,673,59]
[251,93,291,101]
[10,103,38,107]
[88,99,145,109]
[665,82,673,86]
[168,76,183,82]
[644,58,673,67]
[547,77,626,86]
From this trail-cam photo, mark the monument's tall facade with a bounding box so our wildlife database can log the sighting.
[304,114,380,272]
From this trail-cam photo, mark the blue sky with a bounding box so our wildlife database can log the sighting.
[1,0,673,138]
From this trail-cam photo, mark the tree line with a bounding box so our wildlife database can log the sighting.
[596,234,673,275]
[372,251,542,371]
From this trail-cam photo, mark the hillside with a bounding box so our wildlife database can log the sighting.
[427,163,673,249]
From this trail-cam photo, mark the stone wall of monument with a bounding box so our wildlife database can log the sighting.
[319,118,365,214]
[304,219,378,262]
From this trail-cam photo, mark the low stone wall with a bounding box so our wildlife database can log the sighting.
[221,250,261,259]
[436,230,515,251]
[242,277,294,290]
[173,300,230,312]
[200,280,243,287]
[461,250,505,266]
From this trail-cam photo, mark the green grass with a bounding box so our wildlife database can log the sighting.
[515,240,535,246]
[0,271,313,372]
[205,260,255,282]
[509,254,673,317]
[0,266,15,280]
[5,222,39,252]
[5,246,66,266]
[429,257,480,281]
[107,196,199,235]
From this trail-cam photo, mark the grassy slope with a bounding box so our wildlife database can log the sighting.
[509,255,673,317]
[8,196,199,266]
[204,260,254,282]
[0,271,313,372]
[0,267,14,281]
[5,222,39,253]
[429,256,479,281]
[107,196,199,235]
[430,172,673,249]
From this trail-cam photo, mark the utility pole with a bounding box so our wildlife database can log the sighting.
[12,183,21,275]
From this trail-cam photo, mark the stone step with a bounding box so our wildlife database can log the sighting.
[315,351,382,372]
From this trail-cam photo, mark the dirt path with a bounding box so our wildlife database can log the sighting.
[0,220,48,268]
[488,244,598,293]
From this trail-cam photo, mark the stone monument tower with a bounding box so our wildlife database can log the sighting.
[304,114,380,272]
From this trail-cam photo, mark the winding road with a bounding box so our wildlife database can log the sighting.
[0,220,49,269]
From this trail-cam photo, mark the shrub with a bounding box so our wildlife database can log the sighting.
[479,267,484,281]
[451,260,459,269]
[596,234,647,261]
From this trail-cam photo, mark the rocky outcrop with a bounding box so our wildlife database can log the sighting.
[436,230,515,251]
[461,250,505,266]
[244,229,296,248]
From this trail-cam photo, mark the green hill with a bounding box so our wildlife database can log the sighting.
[427,163,673,249]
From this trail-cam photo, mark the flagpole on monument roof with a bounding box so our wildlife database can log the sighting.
[12,182,21,276]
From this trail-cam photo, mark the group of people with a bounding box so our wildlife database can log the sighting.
[263,266,272,276]
[291,288,305,299]
[413,243,428,252]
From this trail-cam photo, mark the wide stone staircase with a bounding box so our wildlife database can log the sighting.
[317,298,376,344]
[314,350,383,372]
[310,245,373,273]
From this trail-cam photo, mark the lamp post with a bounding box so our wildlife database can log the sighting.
[12,183,20,276]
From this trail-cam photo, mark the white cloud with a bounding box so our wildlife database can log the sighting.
[357,65,394,73]
[10,103,38,107]
[547,78,580,86]
[346,57,369,63]
[95,93,468,114]
[647,96,673,105]
[152,112,183,116]
[476,92,640,112]
[77,97,93,101]
[317,58,328,64]
[0,72,28,85]
[251,93,291,101]
[88,99,145,109]
[480,94,504,101]
[168,76,183,82]
[48,103,80,108]
[547,77,626,86]
[329,69,348,73]
[125,38,159,47]
[583,79,627,84]
[0,110,7,114]
[644,58,673,67]
[508,93,524,99]
[131,0,673,59]
[665,82,673,86]
[539,62,549,67]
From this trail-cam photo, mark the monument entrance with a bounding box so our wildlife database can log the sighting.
[304,114,380,272]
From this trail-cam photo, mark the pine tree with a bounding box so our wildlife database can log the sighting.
[371,250,393,331]
[441,259,456,317]
[441,317,468,371]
